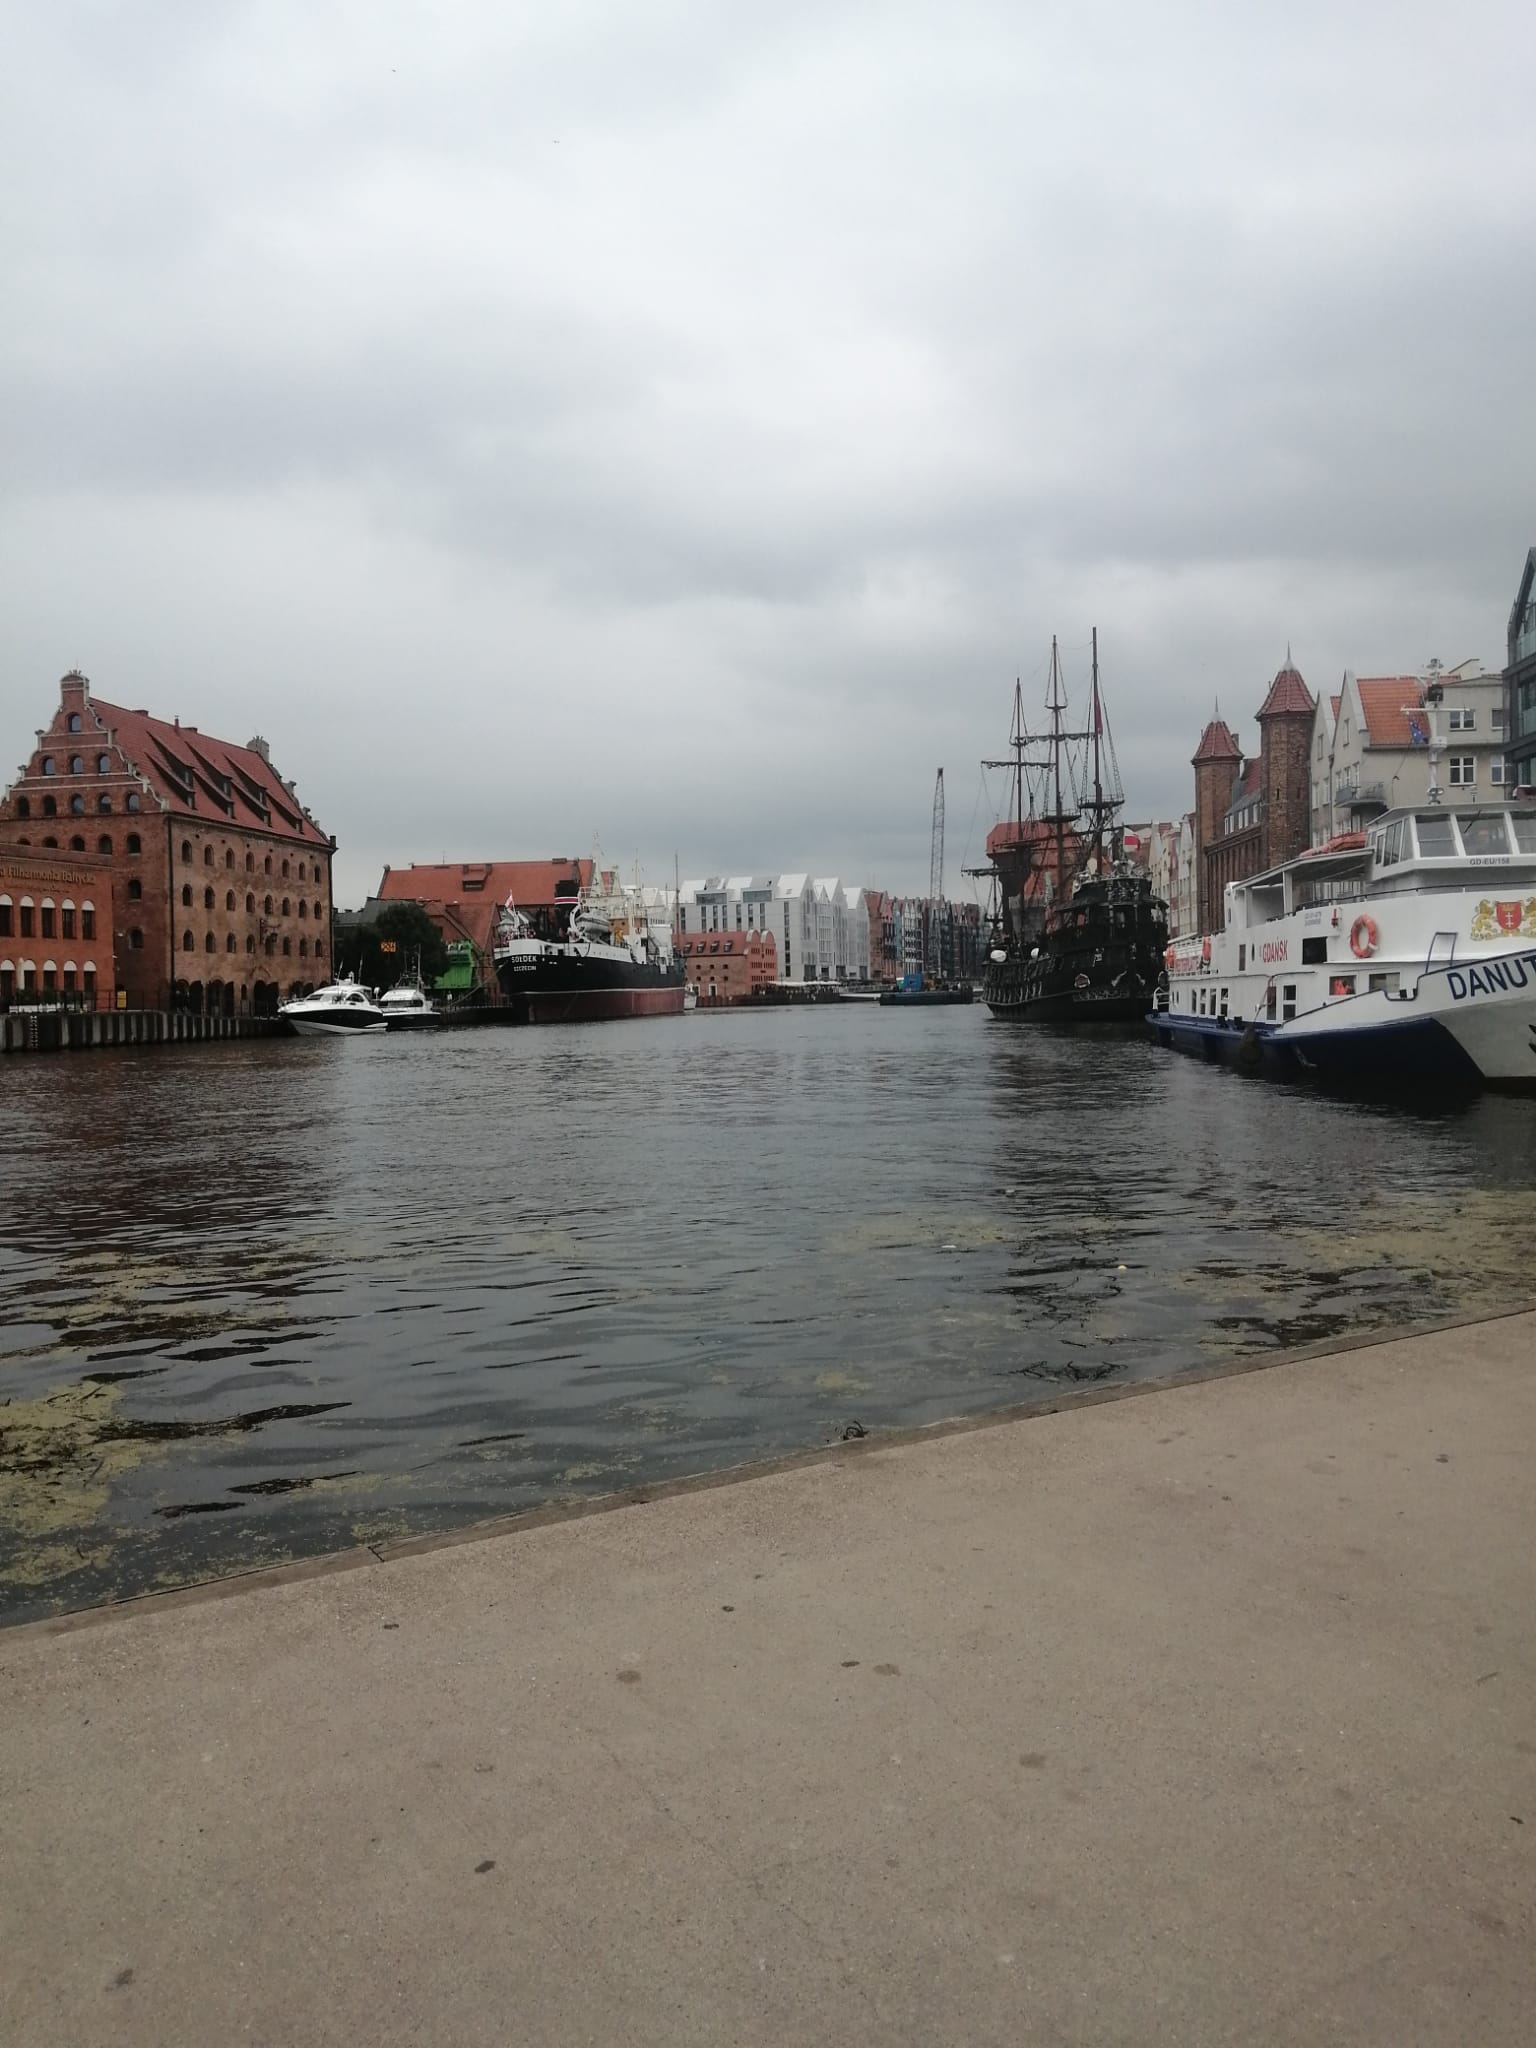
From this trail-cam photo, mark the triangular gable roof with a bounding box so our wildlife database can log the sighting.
[1355,678,1426,748]
[92,699,328,843]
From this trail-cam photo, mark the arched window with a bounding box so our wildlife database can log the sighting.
[127,878,142,901]
[245,893,254,912]
[182,884,193,907]
[205,932,216,953]
[225,849,234,868]
[43,836,58,848]
[245,852,254,871]
[281,898,290,916]
[298,899,307,919]
[281,859,290,879]
[125,792,140,813]
[183,931,194,952]
[80,904,94,939]
[314,939,325,960]
[68,712,81,732]
[97,754,111,774]
[42,795,58,817]
[298,862,306,881]
[264,854,272,875]
[203,886,214,909]
[281,937,291,955]
[264,935,275,956]
[126,833,141,854]
[181,840,192,863]
[263,895,273,915]
[97,835,112,855]
[97,794,111,813]
[203,845,214,865]
[245,934,255,954]
[129,928,143,950]
[42,757,56,777]
[299,937,309,958]
[70,794,84,815]
[226,934,237,954]
[225,890,235,911]
[69,835,85,852]
[14,799,28,819]
[70,756,84,775]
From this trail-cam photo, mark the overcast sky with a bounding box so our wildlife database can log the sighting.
[2,1,1531,903]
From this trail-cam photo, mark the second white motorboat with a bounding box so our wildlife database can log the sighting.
[379,982,440,1031]
[280,978,387,1036]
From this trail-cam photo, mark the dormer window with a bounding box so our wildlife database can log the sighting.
[68,712,82,732]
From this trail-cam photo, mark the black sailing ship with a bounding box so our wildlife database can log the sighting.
[978,632,1169,1024]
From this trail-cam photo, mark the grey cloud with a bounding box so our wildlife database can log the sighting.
[2,2,1531,903]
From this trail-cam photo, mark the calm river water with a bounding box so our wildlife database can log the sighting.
[4,1007,1535,1623]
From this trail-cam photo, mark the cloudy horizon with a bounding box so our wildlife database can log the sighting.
[3,1,1531,905]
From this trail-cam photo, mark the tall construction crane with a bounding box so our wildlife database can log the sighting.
[926,767,945,980]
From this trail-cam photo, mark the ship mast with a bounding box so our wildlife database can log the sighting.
[1090,627,1104,870]
[1049,637,1066,907]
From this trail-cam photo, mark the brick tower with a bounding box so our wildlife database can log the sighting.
[1191,714,1241,933]
[1256,653,1316,869]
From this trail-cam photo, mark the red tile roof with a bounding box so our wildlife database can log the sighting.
[1237,758,1262,799]
[1329,695,1342,718]
[93,699,328,844]
[377,859,594,953]
[1354,678,1425,747]
[1192,718,1242,764]
[1257,663,1315,718]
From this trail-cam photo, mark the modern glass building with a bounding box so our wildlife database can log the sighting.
[1508,548,1536,793]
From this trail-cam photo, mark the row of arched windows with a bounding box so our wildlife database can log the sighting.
[177,840,314,883]
[41,754,112,776]
[176,886,318,918]
[15,792,140,819]
[180,931,323,959]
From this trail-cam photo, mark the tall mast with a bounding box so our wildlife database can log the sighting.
[1050,636,1065,908]
[1091,626,1104,868]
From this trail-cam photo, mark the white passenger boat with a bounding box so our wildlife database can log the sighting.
[280,978,387,1036]
[1150,801,1536,1091]
[379,982,440,1031]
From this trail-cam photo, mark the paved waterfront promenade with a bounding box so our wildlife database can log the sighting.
[3,1317,1533,2046]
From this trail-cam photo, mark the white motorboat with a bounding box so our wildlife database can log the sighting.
[1150,800,1536,1091]
[379,982,440,1031]
[280,978,387,1036]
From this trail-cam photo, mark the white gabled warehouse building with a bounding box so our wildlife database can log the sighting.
[678,872,870,984]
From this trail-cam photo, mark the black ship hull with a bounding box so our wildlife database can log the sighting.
[983,963,1155,1024]
[494,945,686,1025]
[984,873,1169,1026]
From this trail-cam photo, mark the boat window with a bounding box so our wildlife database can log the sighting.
[1368,971,1402,994]
[1329,974,1355,997]
[1380,820,1404,866]
[1508,814,1536,855]
[1282,983,1297,1022]
[1265,984,1277,1021]
[1301,937,1327,964]
[1237,944,1245,971]
[1413,813,1457,858]
[1461,814,1511,857]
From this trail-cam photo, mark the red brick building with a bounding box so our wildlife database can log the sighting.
[679,930,778,1004]
[0,850,116,1008]
[1192,659,1316,933]
[0,671,333,1014]
[374,858,595,994]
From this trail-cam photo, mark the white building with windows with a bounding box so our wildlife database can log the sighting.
[1308,660,1506,845]
[678,872,870,983]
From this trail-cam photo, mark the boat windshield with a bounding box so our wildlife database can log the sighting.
[1511,813,1536,855]
[1412,813,1458,858]
[1460,813,1513,857]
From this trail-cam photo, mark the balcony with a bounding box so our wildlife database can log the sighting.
[1340,782,1387,817]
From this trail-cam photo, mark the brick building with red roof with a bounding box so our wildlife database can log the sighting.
[0,670,334,1014]
[678,928,778,1004]
[1190,657,1316,931]
[373,858,596,994]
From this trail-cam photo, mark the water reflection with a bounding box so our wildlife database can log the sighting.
[3,1012,1534,1623]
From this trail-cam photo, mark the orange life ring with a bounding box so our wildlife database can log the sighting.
[1349,914,1379,960]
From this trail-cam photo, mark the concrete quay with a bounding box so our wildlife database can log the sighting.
[0,1007,282,1054]
[2,1316,1533,2047]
